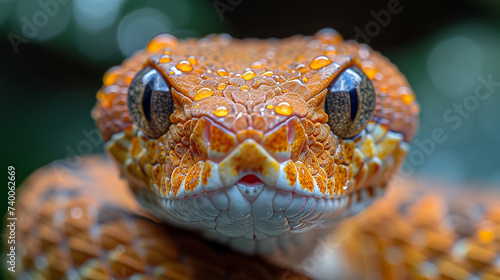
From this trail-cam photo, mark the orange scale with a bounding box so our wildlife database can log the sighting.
[184,162,203,192]
[201,161,213,185]
[210,125,236,154]
[103,67,122,86]
[327,178,335,197]
[171,168,185,196]
[263,125,289,154]
[296,162,314,192]
[361,60,378,80]
[314,175,327,195]
[283,163,297,188]
[334,165,348,195]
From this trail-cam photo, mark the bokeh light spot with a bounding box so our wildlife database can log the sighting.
[117,8,171,57]
[15,0,71,41]
[427,36,482,98]
[73,0,123,33]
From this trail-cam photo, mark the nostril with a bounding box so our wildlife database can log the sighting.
[237,174,263,186]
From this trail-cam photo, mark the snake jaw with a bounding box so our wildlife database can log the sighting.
[107,120,407,254]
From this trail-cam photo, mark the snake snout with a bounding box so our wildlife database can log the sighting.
[190,116,308,190]
[218,139,279,187]
[191,116,307,163]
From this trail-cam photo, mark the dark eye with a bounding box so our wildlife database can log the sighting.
[127,66,174,138]
[324,66,376,138]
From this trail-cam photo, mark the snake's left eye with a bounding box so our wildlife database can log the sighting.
[127,66,174,138]
[324,66,376,138]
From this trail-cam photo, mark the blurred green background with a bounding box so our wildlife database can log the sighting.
[1,0,499,210]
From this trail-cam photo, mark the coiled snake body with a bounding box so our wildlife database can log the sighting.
[8,29,499,279]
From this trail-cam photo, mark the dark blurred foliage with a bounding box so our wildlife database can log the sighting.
[1,0,499,194]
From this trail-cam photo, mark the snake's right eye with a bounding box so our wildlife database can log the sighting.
[324,66,376,139]
[127,66,174,138]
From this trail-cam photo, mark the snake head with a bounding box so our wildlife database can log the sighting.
[92,29,419,254]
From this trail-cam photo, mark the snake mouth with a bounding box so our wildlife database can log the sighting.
[235,175,266,201]
[237,175,264,186]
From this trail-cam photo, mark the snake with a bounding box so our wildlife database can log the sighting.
[8,29,496,279]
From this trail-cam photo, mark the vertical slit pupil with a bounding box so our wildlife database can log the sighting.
[142,81,153,123]
[325,66,374,138]
[335,68,360,122]
[341,67,362,122]
[349,86,359,122]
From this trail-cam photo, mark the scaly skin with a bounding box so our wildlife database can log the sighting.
[336,180,500,280]
[7,29,425,279]
[92,29,418,254]
[11,156,309,279]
